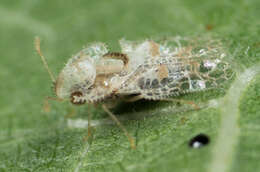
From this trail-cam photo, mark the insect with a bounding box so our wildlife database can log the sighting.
[35,37,233,149]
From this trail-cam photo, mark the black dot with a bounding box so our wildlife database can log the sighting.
[189,133,210,148]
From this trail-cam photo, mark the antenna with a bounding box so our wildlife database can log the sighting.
[34,37,56,83]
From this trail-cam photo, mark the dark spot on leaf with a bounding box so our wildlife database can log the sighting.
[189,133,210,148]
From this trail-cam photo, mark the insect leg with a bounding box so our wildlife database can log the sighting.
[82,108,95,143]
[64,108,76,118]
[102,104,136,149]
[123,94,144,102]
[87,109,92,138]
[34,37,56,83]
[160,98,200,110]
[43,96,64,113]
[43,97,51,113]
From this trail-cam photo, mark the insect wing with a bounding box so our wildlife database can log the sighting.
[119,55,233,100]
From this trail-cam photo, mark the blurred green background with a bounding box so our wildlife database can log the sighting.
[0,0,260,171]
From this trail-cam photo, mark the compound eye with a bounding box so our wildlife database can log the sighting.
[70,91,86,105]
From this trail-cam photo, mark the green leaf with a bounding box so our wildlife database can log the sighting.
[0,0,259,172]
